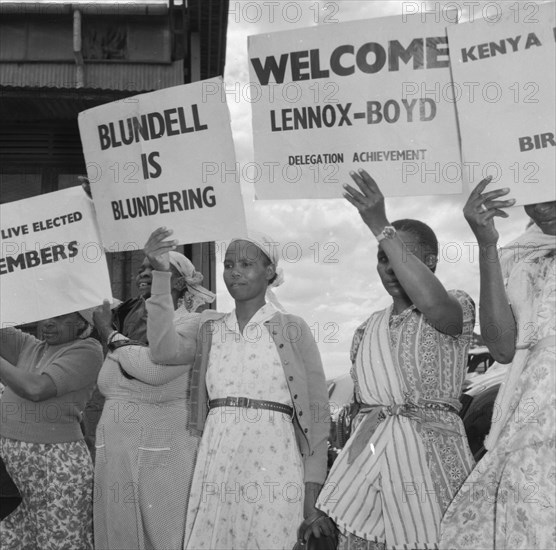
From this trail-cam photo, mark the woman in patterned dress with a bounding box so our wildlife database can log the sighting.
[317,169,475,549]
[92,251,214,550]
[0,311,103,550]
[440,180,556,549]
[143,227,335,550]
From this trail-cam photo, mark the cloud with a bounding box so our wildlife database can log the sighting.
[219,0,534,378]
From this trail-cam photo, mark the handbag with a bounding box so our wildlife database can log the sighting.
[335,398,361,448]
[306,532,338,550]
[293,531,338,550]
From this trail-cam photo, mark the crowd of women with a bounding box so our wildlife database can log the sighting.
[0,169,554,550]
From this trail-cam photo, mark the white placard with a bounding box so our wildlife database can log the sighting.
[0,187,112,326]
[448,1,555,205]
[248,12,462,199]
[78,78,247,250]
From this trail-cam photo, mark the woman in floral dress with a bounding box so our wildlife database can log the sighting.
[440,180,556,549]
[144,227,335,550]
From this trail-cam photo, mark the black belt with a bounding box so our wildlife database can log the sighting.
[209,396,294,417]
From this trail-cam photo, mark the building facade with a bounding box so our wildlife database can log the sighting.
[0,0,229,305]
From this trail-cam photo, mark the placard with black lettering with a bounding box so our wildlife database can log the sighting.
[0,187,112,326]
[78,77,247,249]
[448,1,555,205]
[247,11,461,199]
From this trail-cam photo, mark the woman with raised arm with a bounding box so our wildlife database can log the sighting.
[317,169,475,550]
[92,250,214,550]
[441,180,556,549]
[144,227,335,550]
[0,311,103,549]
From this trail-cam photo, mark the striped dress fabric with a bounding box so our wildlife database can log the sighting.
[317,290,475,550]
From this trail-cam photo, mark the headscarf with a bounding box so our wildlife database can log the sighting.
[485,223,556,450]
[228,230,286,312]
[168,251,216,313]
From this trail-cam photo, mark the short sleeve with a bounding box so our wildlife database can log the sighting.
[43,338,103,396]
[450,289,476,342]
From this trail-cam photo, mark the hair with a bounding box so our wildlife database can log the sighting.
[392,219,439,271]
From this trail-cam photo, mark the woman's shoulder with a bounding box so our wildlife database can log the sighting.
[196,310,227,334]
[447,289,476,318]
[66,337,103,356]
[199,309,226,323]
[268,311,310,329]
[448,288,473,302]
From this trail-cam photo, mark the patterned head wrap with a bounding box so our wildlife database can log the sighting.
[168,251,216,313]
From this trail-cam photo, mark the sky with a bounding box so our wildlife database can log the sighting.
[216,0,532,379]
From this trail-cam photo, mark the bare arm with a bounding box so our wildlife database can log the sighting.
[463,177,517,363]
[344,169,462,335]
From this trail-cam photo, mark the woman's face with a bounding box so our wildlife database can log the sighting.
[39,312,86,345]
[135,257,154,298]
[135,257,183,298]
[223,240,274,302]
[524,201,556,235]
[376,230,434,299]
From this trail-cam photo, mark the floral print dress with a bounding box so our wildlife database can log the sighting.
[184,303,304,550]
[441,255,556,549]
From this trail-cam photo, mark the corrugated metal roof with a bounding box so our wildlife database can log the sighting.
[0,2,169,16]
[0,61,184,91]
[0,86,137,120]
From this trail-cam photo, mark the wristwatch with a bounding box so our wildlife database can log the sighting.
[376,225,396,242]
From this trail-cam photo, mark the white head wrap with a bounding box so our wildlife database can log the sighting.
[228,230,286,312]
[168,251,216,313]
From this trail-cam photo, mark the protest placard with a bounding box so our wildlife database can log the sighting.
[0,187,112,326]
[448,1,555,206]
[247,12,462,199]
[78,77,247,250]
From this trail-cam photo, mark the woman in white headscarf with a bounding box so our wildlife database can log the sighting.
[144,227,334,550]
[92,250,214,550]
[440,179,556,549]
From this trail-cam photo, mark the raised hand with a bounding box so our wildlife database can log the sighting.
[144,227,177,272]
[92,300,114,342]
[343,169,389,235]
[463,176,516,245]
